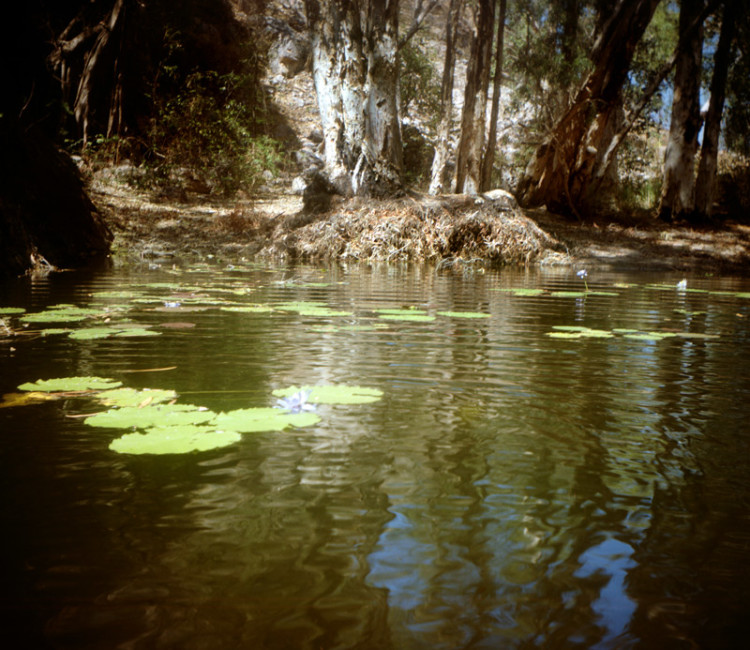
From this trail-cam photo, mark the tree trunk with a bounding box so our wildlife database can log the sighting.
[695,0,736,218]
[453,0,495,195]
[480,0,507,191]
[658,0,704,222]
[516,0,661,216]
[305,0,402,197]
[73,0,126,148]
[428,0,463,195]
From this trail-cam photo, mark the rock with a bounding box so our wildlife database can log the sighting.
[265,17,309,78]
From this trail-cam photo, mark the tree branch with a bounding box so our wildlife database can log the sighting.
[398,0,440,51]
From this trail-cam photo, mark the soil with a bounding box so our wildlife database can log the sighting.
[87,43,750,275]
[90,172,750,273]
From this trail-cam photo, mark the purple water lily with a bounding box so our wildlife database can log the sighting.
[275,389,316,414]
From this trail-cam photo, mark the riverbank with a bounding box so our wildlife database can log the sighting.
[90,169,750,273]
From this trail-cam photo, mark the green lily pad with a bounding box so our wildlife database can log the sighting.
[273,384,384,405]
[84,403,215,429]
[18,376,123,392]
[549,291,588,298]
[221,305,274,313]
[212,407,321,433]
[547,326,613,339]
[68,327,120,340]
[109,424,241,455]
[20,307,103,323]
[97,387,178,407]
[0,307,25,315]
[437,311,490,319]
[114,328,161,337]
[493,288,545,296]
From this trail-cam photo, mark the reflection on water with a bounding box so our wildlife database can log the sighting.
[1,263,749,648]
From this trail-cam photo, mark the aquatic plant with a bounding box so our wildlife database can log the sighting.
[577,269,589,292]
[275,389,316,413]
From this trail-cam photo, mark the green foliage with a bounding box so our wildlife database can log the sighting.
[145,65,283,196]
[399,39,441,126]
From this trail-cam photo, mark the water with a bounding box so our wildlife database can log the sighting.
[1,262,749,649]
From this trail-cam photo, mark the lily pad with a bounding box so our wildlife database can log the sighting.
[20,307,103,323]
[273,384,384,405]
[0,307,25,315]
[109,425,241,455]
[68,327,121,340]
[212,407,321,433]
[437,311,490,319]
[221,305,274,313]
[493,288,545,296]
[0,391,60,408]
[84,403,215,429]
[18,376,123,392]
[97,387,178,407]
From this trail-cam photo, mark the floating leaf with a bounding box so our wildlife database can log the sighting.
[109,425,241,455]
[114,328,161,337]
[549,291,587,298]
[18,376,122,392]
[20,307,103,323]
[273,384,384,405]
[68,327,120,340]
[221,305,274,313]
[494,288,545,296]
[0,391,60,408]
[84,404,215,429]
[437,311,490,319]
[213,407,320,433]
[547,326,613,339]
[97,387,178,408]
[0,307,25,315]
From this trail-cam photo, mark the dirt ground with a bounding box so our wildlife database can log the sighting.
[90,171,750,273]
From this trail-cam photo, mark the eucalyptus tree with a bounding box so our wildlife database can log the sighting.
[658,0,705,222]
[695,0,738,217]
[304,0,402,197]
[453,0,496,194]
[428,0,463,195]
[516,0,662,216]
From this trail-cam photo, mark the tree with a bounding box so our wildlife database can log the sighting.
[695,0,738,217]
[516,0,661,216]
[428,0,463,195]
[453,0,496,194]
[480,0,508,191]
[305,0,402,197]
[658,0,704,222]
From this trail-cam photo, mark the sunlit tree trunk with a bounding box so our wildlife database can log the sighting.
[480,0,507,191]
[428,0,463,195]
[658,0,704,222]
[695,0,736,218]
[305,0,402,197]
[516,0,660,216]
[453,0,495,195]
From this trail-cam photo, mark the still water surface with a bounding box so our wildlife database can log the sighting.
[1,262,749,649]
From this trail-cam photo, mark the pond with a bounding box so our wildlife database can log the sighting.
[1,261,749,649]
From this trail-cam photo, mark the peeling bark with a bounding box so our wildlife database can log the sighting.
[658,0,704,222]
[305,0,402,197]
[515,0,660,216]
[453,0,495,195]
[695,0,736,218]
[428,0,463,195]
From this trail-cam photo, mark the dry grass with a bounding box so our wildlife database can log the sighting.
[258,195,568,266]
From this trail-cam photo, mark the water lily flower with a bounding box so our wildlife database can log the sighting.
[676,279,687,290]
[163,301,181,308]
[576,269,589,291]
[275,389,316,413]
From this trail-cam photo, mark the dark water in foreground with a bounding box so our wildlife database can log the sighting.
[1,262,749,649]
